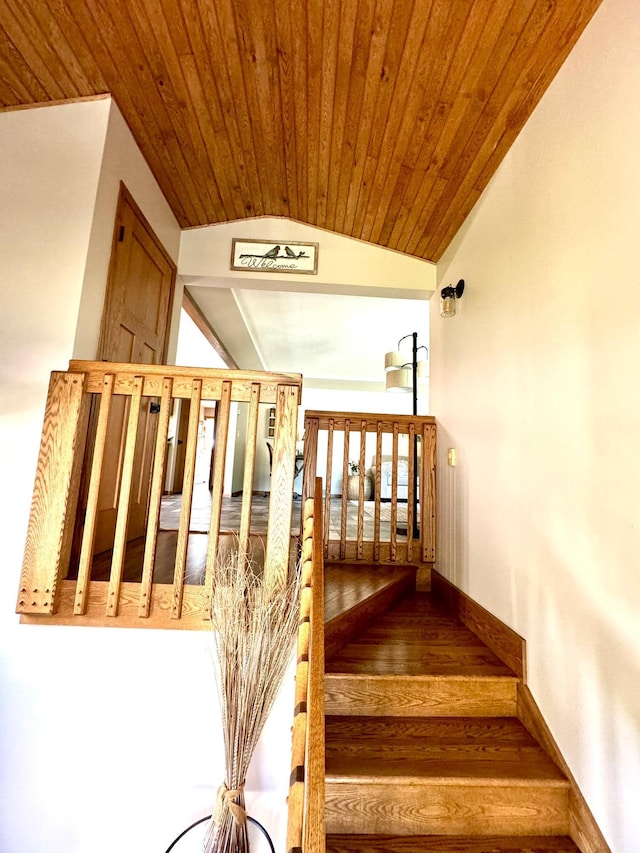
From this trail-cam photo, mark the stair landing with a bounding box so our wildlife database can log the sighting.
[324,563,416,660]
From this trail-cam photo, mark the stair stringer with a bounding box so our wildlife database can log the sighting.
[430,570,611,853]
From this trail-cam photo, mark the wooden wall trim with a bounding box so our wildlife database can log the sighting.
[430,570,526,680]
[517,685,612,853]
[0,94,112,114]
[182,288,239,369]
[430,571,610,852]
[303,410,436,430]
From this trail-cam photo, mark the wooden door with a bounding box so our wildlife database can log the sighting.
[93,184,176,554]
[170,398,191,494]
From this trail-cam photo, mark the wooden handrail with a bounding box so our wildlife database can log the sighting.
[17,361,302,628]
[287,478,325,853]
[302,410,436,575]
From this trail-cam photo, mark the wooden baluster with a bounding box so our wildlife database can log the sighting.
[264,384,298,592]
[302,415,319,506]
[373,423,383,562]
[422,422,437,563]
[138,377,173,617]
[390,422,399,562]
[106,376,143,617]
[17,371,89,615]
[407,422,416,564]
[238,383,260,560]
[74,374,115,615]
[356,420,367,560]
[170,379,203,619]
[324,418,334,559]
[203,380,232,617]
[339,420,350,560]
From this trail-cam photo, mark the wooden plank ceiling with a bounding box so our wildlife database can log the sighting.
[0,0,602,262]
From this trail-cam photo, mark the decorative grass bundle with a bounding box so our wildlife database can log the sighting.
[202,546,300,853]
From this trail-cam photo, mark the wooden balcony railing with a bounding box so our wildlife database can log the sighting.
[287,478,325,853]
[16,361,302,629]
[302,410,436,572]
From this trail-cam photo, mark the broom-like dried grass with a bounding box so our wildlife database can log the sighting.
[202,546,300,853]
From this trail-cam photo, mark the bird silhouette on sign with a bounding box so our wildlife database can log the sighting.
[284,245,309,259]
[262,245,280,258]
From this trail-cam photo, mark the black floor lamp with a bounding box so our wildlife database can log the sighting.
[385,332,428,538]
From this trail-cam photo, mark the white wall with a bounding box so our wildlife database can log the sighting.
[0,99,109,419]
[74,101,183,361]
[180,217,436,299]
[0,100,293,853]
[431,0,640,849]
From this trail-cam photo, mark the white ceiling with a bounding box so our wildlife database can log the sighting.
[185,284,431,390]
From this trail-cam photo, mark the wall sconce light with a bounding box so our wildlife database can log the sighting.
[440,279,465,317]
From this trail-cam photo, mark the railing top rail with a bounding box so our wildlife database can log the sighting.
[304,409,436,430]
[69,360,302,386]
[68,361,303,404]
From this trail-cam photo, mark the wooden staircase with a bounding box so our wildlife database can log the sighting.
[323,563,579,853]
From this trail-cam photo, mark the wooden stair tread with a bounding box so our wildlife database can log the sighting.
[326,655,514,677]
[326,592,515,677]
[325,835,580,852]
[326,760,567,783]
[326,715,541,743]
[325,716,566,783]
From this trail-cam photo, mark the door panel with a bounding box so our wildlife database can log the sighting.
[91,185,176,555]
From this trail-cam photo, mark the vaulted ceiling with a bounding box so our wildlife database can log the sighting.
[0,0,602,263]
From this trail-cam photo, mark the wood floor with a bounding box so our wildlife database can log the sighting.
[68,491,300,584]
[68,494,405,587]
[323,565,579,852]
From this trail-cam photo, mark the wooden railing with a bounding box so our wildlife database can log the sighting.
[302,410,436,568]
[287,478,325,853]
[16,361,302,629]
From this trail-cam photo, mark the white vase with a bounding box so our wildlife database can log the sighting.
[347,474,372,500]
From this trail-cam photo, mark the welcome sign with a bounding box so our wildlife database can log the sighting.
[230,239,318,274]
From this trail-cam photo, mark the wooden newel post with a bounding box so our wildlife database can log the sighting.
[16,371,89,615]
[264,383,300,592]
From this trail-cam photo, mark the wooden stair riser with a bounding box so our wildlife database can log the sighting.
[325,781,570,836]
[325,674,518,717]
[325,835,580,852]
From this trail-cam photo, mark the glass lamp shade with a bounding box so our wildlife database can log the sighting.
[385,367,412,392]
[440,294,456,317]
[384,350,405,371]
[416,359,429,384]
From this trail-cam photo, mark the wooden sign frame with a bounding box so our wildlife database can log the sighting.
[231,239,318,274]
